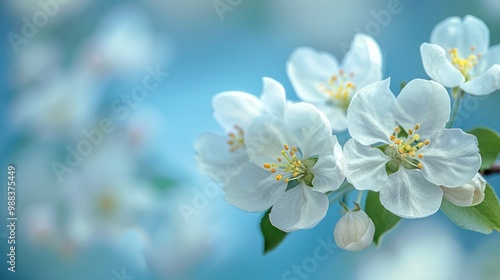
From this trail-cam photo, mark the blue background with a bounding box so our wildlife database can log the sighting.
[1,0,500,279]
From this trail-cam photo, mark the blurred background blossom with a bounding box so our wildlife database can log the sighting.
[1,0,500,279]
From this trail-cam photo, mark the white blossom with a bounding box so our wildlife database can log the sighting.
[287,33,382,131]
[421,15,500,95]
[343,79,481,218]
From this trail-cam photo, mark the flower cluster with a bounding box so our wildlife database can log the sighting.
[196,15,500,252]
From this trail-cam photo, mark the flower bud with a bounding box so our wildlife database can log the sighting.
[441,173,486,207]
[334,209,375,251]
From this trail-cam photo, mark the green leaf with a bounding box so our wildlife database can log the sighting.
[365,191,401,246]
[441,183,500,234]
[260,208,288,254]
[468,127,500,170]
[152,177,177,192]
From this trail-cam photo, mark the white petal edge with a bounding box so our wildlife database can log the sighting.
[286,47,339,103]
[430,15,489,56]
[420,43,465,88]
[347,78,396,146]
[195,133,247,183]
[341,33,383,89]
[343,139,389,191]
[393,79,450,139]
[224,162,287,212]
[420,128,481,187]
[461,64,500,95]
[260,77,286,118]
[284,102,333,158]
[245,115,290,167]
[379,169,443,218]
[310,153,345,193]
[269,184,329,232]
[213,91,263,133]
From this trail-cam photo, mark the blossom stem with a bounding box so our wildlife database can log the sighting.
[446,87,465,128]
[355,190,365,205]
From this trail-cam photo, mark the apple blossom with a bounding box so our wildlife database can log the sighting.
[287,33,382,131]
[421,15,500,95]
[195,77,286,183]
[224,103,344,232]
[343,79,481,218]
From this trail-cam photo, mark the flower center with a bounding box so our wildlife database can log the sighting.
[263,144,310,184]
[386,124,430,170]
[319,69,356,111]
[449,47,480,80]
[227,125,245,152]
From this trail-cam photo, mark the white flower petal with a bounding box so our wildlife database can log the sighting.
[334,210,375,252]
[479,44,500,72]
[269,184,328,232]
[287,47,339,103]
[315,103,348,132]
[195,133,247,183]
[341,33,383,89]
[460,64,500,95]
[347,79,396,145]
[343,139,389,191]
[441,173,486,207]
[430,15,489,56]
[245,115,290,167]
[380,169,443,218]
[224,162,287,212]
[213,91,263,133]
[420,128,481,187]
[310,153,345,193]
[285,103,333,158]
[420,43,465,87]
[393,79,450,139]
[260,77,286,118]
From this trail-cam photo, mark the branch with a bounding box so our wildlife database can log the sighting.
[481,164,500,175]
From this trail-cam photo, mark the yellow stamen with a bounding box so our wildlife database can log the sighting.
[263,163,271,169]
[418,154,424,159]
[275,174,283,181]
[417,163,423,169]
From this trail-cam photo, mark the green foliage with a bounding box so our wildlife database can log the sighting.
[152,176,177,192]
[365,191,401,246]
[260,208,288,254]
[441,183,500,234]
[468,127,500,170]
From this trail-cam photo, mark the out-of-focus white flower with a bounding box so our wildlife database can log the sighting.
[11,72,99,139]
[287,33,382,131]
[195,77,286,184]
[421,15,500,95]
[343,79,481,218]
[77,5,171,77]
[334,208,375,251]
[226,103,344,232]
[441,173,486,207]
